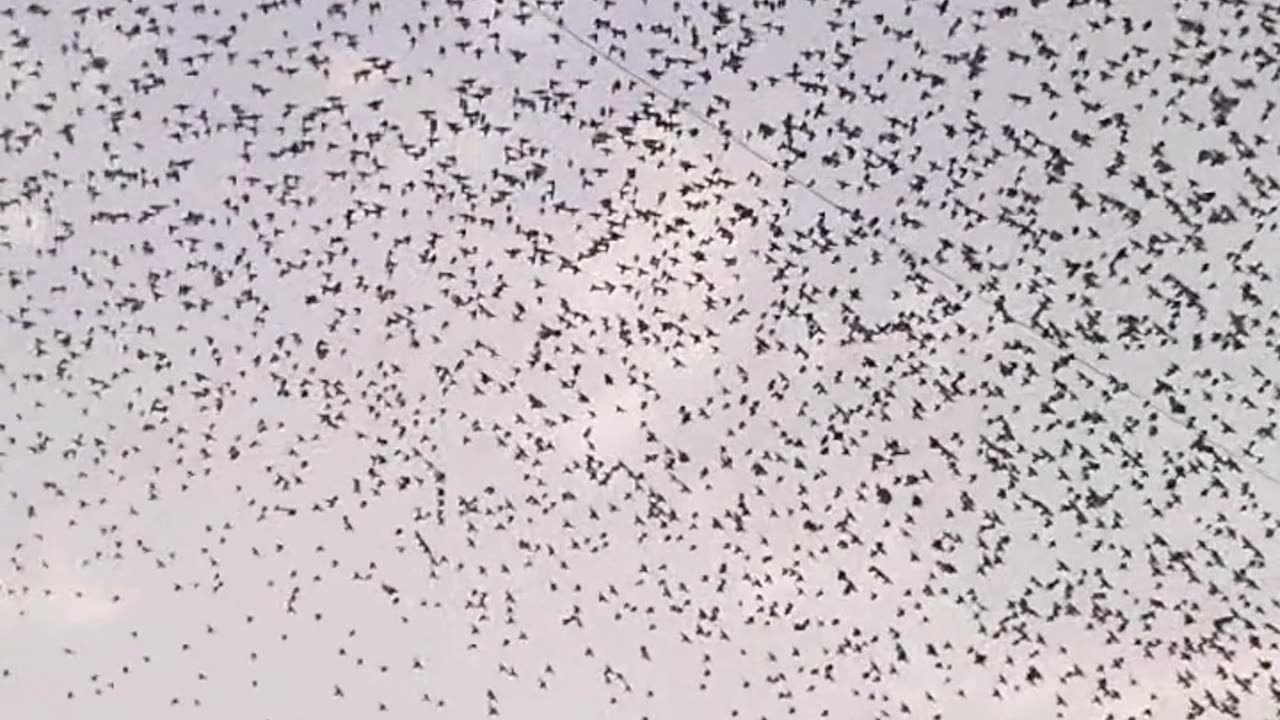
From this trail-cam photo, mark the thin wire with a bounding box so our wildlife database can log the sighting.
[523,0,1280,487]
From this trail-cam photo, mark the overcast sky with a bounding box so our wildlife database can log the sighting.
[3,0,1280,718]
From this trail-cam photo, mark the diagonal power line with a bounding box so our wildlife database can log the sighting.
[517,0,1280,488]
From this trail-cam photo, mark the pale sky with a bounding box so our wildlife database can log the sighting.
[3,0,1280,718]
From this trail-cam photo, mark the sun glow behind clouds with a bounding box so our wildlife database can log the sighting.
[0,201,51,250]
[0,540,128,633]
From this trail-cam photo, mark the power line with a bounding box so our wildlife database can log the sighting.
[521,0,1280,487]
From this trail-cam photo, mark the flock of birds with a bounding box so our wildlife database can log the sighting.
[3,0,1280,717]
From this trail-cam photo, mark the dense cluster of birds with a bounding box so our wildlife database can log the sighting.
[3,0,1280,717]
